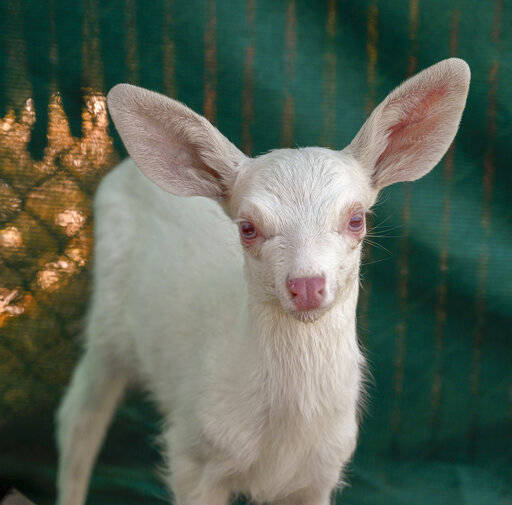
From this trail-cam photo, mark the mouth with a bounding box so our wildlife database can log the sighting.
[287,305,330,323]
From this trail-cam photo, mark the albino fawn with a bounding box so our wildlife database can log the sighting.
[56,58,470,505]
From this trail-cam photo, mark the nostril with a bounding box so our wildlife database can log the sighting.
[286,276,326,310]
[306,277,326,300]
[286,278,306,299]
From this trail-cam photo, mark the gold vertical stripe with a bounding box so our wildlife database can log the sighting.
[0,0,35,186]
[280,0,296,147]
[80,0,115,179]
[320,0,337,148]
[242,0,256,155]
[358,0,379,340]
[365,2,379,116]
[163,0,177,98]
[124,0,139,83]
[280,96,294,148]
[82,0,105,91]
[430,9,460,435]
[491,0,502,44]
[390,0,420,444]
[284,0,297,88]
[4,0,32,111]
[449,8,460,55]
[429,142,454,424]
[40,0,74,177]
[407,0,420,76]
[204,0,218,124]
[48,0,58,94]
[470,0,502,444]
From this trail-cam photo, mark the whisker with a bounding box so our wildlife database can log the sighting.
[363,238,393,255]
[361,255,393,267]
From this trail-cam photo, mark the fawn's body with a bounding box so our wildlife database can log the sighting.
[56,59,470,505]
[59,154,363,504]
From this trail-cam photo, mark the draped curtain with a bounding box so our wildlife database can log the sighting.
[0,1,510,503]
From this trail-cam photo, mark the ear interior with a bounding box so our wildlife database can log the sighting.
[348,58,470,189]
[107,84,247,199]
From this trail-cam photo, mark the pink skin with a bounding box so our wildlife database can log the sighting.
[286,276,326,311]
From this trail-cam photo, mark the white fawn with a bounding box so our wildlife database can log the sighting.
[56,58,470,505]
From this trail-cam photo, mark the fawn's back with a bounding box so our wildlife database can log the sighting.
[90,157,246,409]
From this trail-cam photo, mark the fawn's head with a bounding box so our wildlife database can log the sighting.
[108,58,470,323]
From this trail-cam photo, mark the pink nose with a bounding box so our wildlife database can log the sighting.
[286,276,326,311]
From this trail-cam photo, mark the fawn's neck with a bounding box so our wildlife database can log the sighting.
[244,277,363,415]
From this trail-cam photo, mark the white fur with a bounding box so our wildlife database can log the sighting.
[56,58,470,505]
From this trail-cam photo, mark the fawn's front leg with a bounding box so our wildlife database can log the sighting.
[163,425,231,505]
[165,452,231,505]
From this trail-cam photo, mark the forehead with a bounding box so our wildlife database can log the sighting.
[232,147,373,220]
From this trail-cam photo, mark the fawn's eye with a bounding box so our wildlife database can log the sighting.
[239,221,258,240]
[348,212,365,233]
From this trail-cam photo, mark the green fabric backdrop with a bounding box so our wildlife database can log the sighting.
[0,0,511,504]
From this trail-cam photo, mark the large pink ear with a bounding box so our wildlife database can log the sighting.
[347,58,470,189]
[107,84,247,199]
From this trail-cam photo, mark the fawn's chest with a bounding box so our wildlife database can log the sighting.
[202,345,361,501]
[233,393,359,502]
